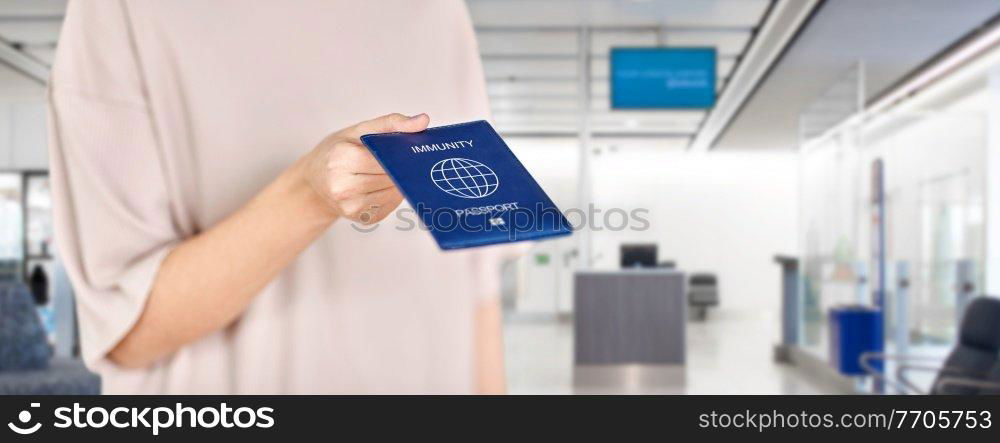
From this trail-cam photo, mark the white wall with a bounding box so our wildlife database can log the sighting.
[506,137,800,314]
[0,65,48,170]
[590,148,799,312]
[0,101,48,170]
[505,138,580,314]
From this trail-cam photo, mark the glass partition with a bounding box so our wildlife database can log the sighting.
[799,129,866,356]
[25,173,53,259]
[0,173,22,281]
[863,112,987,346]
[798,110,988,360]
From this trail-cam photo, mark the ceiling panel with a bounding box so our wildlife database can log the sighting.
[478,31,578,55]
[0,0,774,147]
[23,47,53,64]
[0,21,60,45]
[0,0,63,73]
[468,0,770,27]
[0,0,64,17]
[717,0,1000,150]
[470,0,772,142]
[664,31,752,53]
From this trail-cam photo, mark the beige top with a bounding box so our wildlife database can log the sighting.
[48,0,502,394]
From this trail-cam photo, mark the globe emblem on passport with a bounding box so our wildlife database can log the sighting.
[430,158,500,199]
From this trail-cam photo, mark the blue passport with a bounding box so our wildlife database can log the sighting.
[361,120,573,250]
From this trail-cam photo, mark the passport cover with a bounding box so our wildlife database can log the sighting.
[361,120,573,250]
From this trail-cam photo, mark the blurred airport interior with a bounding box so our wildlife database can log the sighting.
[1,0,1000,394]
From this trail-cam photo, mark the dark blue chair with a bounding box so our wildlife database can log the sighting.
[0,282,99,394]
[862,296,1000,394]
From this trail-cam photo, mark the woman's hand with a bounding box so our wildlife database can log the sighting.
[303,113,429,224]
[107,112,429,368]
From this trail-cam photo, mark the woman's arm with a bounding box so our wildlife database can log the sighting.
[109,113,429,368]
[475,297,507,394]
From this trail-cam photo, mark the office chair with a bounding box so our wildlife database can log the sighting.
[861,296,1000,394]
[0,282,51,371]
[688,273,718,321]
[934,362,1000,395]
[0,282,99,394]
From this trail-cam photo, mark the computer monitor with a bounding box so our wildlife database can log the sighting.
[610,47,717,109]
[620,244,658,268]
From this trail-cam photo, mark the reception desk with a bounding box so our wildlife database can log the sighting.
[574,269,686,389]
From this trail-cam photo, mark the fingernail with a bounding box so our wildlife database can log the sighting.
[407,113,426,121]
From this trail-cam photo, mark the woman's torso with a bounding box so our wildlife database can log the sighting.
[93,0,491,394]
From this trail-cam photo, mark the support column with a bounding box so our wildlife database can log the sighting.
[576,27,593,270]
[985,65,1000,297]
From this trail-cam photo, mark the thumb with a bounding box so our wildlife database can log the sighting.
[350,113,429,138]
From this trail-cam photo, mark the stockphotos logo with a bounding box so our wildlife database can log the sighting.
[6,402,274,436]
[7,403,41,435]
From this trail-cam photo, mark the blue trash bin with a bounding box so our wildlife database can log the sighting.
[829,305,883,375]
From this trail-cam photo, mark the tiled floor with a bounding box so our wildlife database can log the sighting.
[503,309,830,394]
